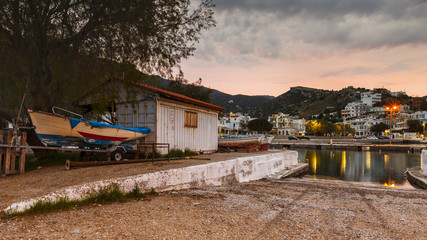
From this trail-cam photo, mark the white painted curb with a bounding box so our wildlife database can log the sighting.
[422,150,427,175]
[4,151,298,214]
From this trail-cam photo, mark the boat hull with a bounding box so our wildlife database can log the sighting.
[259,136,274,151]
[28,110,149,149]
[218,135,264,152]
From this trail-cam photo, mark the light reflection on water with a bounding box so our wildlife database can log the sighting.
[296,149,421,188]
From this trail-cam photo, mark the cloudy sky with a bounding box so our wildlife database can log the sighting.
[181,0,427,97]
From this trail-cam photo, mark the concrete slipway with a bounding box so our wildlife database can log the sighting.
[406,150,427,189]
[4,151,298,214]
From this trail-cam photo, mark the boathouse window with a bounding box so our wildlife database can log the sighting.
[185,111,198,128]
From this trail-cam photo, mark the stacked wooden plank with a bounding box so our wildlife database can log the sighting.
[0,130,27,176]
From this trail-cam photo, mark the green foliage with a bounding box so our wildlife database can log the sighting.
[83,184,127,204]
[7,184,158,217]
[167,148,198,158]
[184,149,199,157]
[306,119,344,136]
[406,120,423,133]
[248,119,273,132]
[0,0,215,111]
[370,123,389,134]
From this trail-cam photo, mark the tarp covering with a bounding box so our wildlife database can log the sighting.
[69,117,150,134]
[69,118,82,129]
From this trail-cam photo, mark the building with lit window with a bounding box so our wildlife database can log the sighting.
[268,112,306,135]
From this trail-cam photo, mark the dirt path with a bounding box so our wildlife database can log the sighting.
[1,177,426,239]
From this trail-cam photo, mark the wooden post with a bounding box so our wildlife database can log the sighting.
[4,131,11,175]
[152,144,155,163]
[19,132,27,174]
[10,147,16,172]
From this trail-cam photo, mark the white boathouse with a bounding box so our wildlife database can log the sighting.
[78,77,224,153]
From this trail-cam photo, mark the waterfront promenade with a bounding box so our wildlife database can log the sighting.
[272,137,427,152]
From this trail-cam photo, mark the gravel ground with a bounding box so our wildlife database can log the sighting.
[1,151,426,239]
[1,177,426,239]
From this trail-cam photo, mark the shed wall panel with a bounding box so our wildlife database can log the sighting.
[156,101,218,153]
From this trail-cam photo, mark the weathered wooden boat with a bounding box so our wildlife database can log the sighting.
[259,136,274,151]
[27,107,150,150]
[218,135,264,152]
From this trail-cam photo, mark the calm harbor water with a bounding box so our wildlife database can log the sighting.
[296,149,422,188]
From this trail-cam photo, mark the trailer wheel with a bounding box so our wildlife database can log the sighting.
[111,149,124,161]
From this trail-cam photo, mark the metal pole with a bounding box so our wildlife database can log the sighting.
[389,108,393,145]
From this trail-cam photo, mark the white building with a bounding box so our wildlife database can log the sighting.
[268,112,306,135]
[219,112,252,134]
[411,111,427,124]
[391,91,407,97]
[79,76,224,153]
[348,117,382,137]
[361,91,382,106]
[342,101,370,119]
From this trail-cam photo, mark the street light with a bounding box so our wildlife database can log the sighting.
[385,105,398,144]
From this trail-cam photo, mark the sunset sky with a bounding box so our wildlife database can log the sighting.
[181,0,427,97]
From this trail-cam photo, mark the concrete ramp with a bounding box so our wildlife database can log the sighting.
[5,151,298,214]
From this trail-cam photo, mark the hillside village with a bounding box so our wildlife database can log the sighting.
[219,87,427,140]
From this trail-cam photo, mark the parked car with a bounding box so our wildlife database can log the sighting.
[367,136,378,140]
[297,136,310,140]
[288,136,298,140]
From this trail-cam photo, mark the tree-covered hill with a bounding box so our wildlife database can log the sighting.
[248,86,368,118]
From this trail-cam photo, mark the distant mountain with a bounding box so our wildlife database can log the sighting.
[210,90,274,115]
[149,76,427,119]
[154,77,274,114]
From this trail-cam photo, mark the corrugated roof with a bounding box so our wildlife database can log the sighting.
[114,76,225,112]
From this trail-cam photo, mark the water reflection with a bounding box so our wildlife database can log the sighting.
[297,149,421,188]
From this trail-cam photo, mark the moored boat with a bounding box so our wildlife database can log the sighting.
[28,107,150,150]
[218,134,264,152]
[259,136,274,151]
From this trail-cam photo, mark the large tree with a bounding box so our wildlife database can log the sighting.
[370,122,389,134]
[0,0,215,111]
[406,119,423,133]
[248,119,272,133]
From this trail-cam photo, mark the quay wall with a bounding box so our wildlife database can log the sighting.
[4,151,298,214]
[272,142,426,152]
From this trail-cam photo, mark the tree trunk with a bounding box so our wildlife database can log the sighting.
[30,38,54,111]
